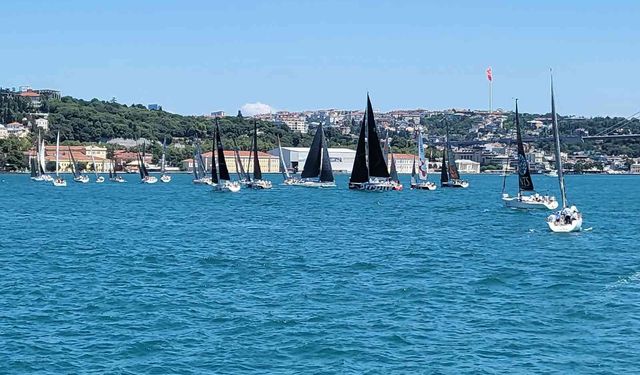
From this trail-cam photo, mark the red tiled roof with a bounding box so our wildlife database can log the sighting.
[19,91,40,97]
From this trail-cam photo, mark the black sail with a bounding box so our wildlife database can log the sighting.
[349,116,369,183]
[252,120,262,180]
[68,147,79,177]
[445,129,460,180]
[301,124,323,178]
[232,139,247,180]
[319,126,334,182]
[30,158,37,177]
[389,153,399,182]
[211,130,219,184]
[137,153,145,178]
[365,95,390,178]
[514,100,534,191]
[440,150,449,183]
[216,121,231,181]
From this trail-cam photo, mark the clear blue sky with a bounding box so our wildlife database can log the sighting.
[2,0,638,116]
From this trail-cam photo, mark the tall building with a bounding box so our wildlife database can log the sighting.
[275,111,308,134]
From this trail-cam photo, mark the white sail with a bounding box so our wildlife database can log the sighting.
[55,131,60,177]
[277,136,290,179]
[418,127,428,180]
[91,154,99,177]
[40,138,47,172]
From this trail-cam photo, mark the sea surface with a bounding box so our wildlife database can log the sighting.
[1,173,639,374]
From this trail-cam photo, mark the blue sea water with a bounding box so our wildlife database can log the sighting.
[1,173,639,374]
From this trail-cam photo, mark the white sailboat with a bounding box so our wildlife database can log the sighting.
[91,154,105,183]
[109,159,126,183]
[502,99,557,210]
[411,127,436,190]
[192,143,212,185]
[277,136,297,185]
[210,119,241,192]
[290,124,336,188]
[39,137,52,182]
[52,131,67,187]
[160,137,171,183]
[68,147,89,183]
[546,73,582,232]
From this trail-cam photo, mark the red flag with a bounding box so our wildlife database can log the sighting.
[486,67,493,82]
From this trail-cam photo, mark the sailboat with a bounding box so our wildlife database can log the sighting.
[246,120,272,189]
[440,127,469,188]
[210,120,241,192]
[138,150,157,184]
[348,94,395,191]
[69,147,90,183]
[232,139,251,186]
[502,99,557,209]
[52,131,66,187]
[411,127,436,190]
[388,152,403,191]
[109,159,126,183]
[91,154,105,183]
[38,136,53,182]
[290,124,336,188]
[546,73,582,232]
[31,131,51,181]
[160,138,171,183]
[192,142,212,185]
[277,136,297,185]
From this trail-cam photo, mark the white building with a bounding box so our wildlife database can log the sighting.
[276,112,308,134]
[35,117,49,130]
[456,159,481,174]
[631,163,640,174]
[5,122,29,138]
[0,124,8,139]
[269,146,356,173]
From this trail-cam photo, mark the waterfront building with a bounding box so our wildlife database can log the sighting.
[182,151,280,174]
[456,159,481,174]
[631,163,640,174]
[269,146,356,174]
[41,146,114,172]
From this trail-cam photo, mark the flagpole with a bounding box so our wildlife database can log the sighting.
[489,77,493,114]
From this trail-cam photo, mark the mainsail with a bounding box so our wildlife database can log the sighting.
[277,136,290,179]
[161,138,167,174]
[215,120,231,181]
[349,116,369,183]
[55,131,60,177]
[301,124,323,178]
[211,131,218,184]
[68,147,80,178]
[252,120,262,180]
[445,128,460,180]
[366,95,390,178]
[440,149,449,183]
[417,128,429,180]
[411,156,417,186]
[319,125,334,182]
[551,73,567,208]
[389,153,399,182]
[514,100,534,191]
[232,139,248,181]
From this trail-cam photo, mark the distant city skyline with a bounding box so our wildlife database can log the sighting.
[2,1,639,117]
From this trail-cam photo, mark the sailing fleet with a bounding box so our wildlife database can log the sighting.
[28,76,583,232]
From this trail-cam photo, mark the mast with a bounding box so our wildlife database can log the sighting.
[365,94,390,178]
[91,154,99,178]
[349,115,369,183]
[551,72,567,208]
[277,136,290,179]
[55,131,60,177]
[515,99,534,193]
[232,139,247,180]
[411,156,417,186]
[68,147,79,178]
[192,144,200,179]
[215,119,231,181]
[319,125,334,182]
[301,124,323,179]
[389,153,399,183]
[161,137,167,174]
[137,153,145,179]
[252,120,262,180]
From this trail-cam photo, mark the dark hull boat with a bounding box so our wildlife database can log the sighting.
[138,144,157,184]
[211,119,241,192]
[192,142,211,185]
[348,94,395,191]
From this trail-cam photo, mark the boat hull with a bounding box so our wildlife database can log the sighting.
[289,179,336,188]
[247,180,272,189]
[411,181,436,190]
[52,178,67,187]
[73,176,90,183]
[193,178,212,185]
[212,181,241,193]
[547,208,583,233]
[348,180,395,191]
[502,194,558,210]
[95,176,105,183]
[110,177,126,183]
[141,176,158,184]
[441,179,469,188]
[160,174,171,183]
[547,217,583,232]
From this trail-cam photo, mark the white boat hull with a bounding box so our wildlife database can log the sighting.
[441,179,469,188]
[547,216,583,233]
[31,176,46,182]
[212,181,241,192]
[95,176,105,183]
[141,176,158,184]
[110,177,126,183]
[349,180,395,191]
[289,179,336,188]
[193,178,212,185]
[52,178,67,187]
[160,174,171,183]
[502,194,558,210]
[247,179,273,189]
[547,207,583,233]
[74,176,90,183]
[411,181,436,190]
